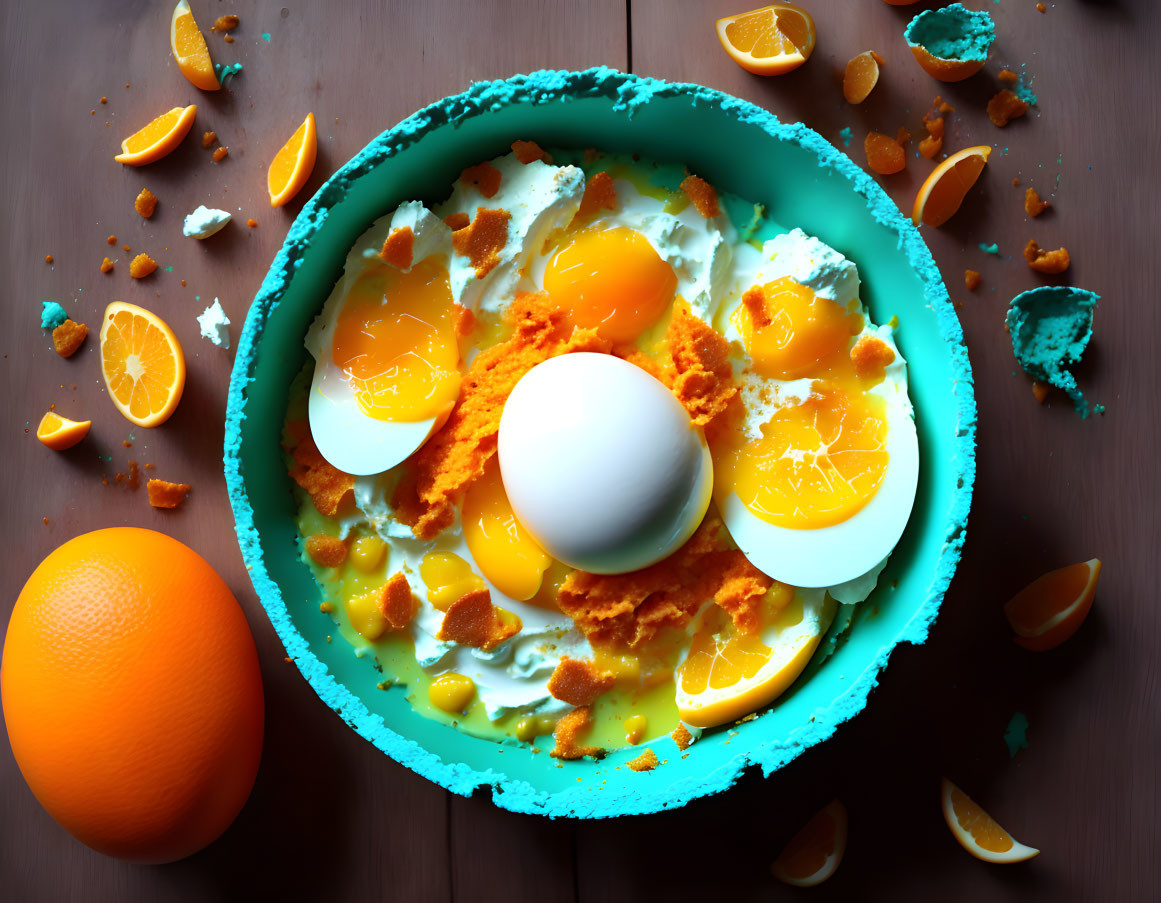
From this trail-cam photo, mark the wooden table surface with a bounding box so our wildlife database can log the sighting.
[2,1,1158,900]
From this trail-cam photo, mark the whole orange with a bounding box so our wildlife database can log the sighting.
[2,528,264,863]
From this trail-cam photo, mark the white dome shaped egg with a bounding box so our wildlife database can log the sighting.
[498,353,713,575]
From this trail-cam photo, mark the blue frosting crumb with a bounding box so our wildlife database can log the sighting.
[1007,286,1099,418]
[214,62,243,87]
[40,301,68,329]
[1004,712,1029,757]
[905,3,997,62]
[838,126,852,147]
[979,242,1000,255]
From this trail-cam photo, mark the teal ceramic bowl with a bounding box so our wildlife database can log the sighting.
[225,68,975,818]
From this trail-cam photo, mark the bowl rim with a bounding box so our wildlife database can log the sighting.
[224,66,976,818]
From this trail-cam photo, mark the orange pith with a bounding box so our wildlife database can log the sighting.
[1004,559,1101,651]
[715,5,817,76]
[113,105,198,166]
[941,778,1040,863]
[771,800,848,887]
[268,112,317,207]
[170,0,219,91]
[912,145,991,227]
[99,302,186,428]
[36,412,91,451]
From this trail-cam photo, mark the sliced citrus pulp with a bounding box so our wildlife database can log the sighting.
[941,778,1040,863]
[170,0,219,91]
[715,4,817,76]
[36,412,91,450]
[843,51,883,105]
[1004,559,1101,651]
[113,104,198,166]
[268,112,318,207]
[771,799,848,887]
[99,302,186,428]
[675,587,836,728]
[912,145,991,227]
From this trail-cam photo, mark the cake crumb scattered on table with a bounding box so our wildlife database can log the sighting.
[107,234,117,245]
[210,14,239,31]
[147,479,190,509]
[134,188,158,218]
[1024,239,1070,274]
[1032,381,1050,404]
[202,130,217,148]
[246,218,258,228]
[44,254,53,264]
[988,89,1030,127]
[100,257,114,274]
[129,253,157,279]
[305,534,347,568]
[212,146,228,163]
[52,320,88,358]
[1025,187,1049,217]
[964,269,982,291]
[680,174,720,218]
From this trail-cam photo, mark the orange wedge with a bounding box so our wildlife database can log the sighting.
[715,4,816,76]
[771,800,848,887]
[268,113,318,207]
[912,145,991,227]
[99,302,186,428]
[910,44,985,83]
[170,0,219,91]
[1004,559,1101,651]
[36,412,91,451]
[843,51,883,104]
[941,779,1039,863]
[114,105,198,166]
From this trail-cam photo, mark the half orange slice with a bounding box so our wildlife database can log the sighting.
[715,5,816,76]
[941,778,1039,863]
[36,412,91,451]
[171,0,219,91]
[1004,559,1101,651]
[912,145,991,227]
[268,113,318,207]
[771,800,848,887]
[99,302,186,428]
[113,105,198,166]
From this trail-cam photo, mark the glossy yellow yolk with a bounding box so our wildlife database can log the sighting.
[419,552,485,611]
[330,257,461,422]
[543,225,676,344]
[429,673,476,713]
[461,463,551,601]
[731,277,864,380]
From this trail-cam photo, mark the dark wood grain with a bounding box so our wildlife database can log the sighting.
[2,0,1158,900]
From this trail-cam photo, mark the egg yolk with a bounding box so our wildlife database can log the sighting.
[419,552,485,610]
[543,225,677,344]
[732,277,864,380]
[461,462,551,601]
[330,257,461,422]
[716,387,889,529]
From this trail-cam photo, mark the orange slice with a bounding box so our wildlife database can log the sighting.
[912,145,991,227]
[1004,559,1101,651]
[909,44,985,83]
[268,113,318,207]
[36,412,91,451]
[113,105,198,166]
[715,4,817,76]
[843,51,883,104]
[675,589,836,728]
[771,800,848,887]
[99,302,186,428]
[941,778,1039,863]
[170,0,219,91]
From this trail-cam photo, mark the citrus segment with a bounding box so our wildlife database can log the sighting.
[99,302,186,428]
[843,51,883,104]
[36,412,91,450]
[113,105,198,166]
[170,0,219,91]
[715,5,817,76]
[1004,559,1101,651]
[268,112,318,207]
[771,800,848,887]
[912,145,991,227]
[941,778,1040,863]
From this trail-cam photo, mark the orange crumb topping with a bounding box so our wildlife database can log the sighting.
[107,234,117,245]
[212,146,229,162]
[666,302,738,431]
[849,334,896,379]
[919,111,945,159]
[100,97,107,104]
[550,706,604,760]
[52,319,88,358]
[671,724,693,751]
[129,253,157,279]
[286,424,356,516]
[511,139,550,164]
[460,161,502,199]
[998,69,1018,84]
[224,34,234,44]
[864,131,906,175]
[305,534,347,568]
[45,254,53,264]
[741,286,772,330]
[380,572,417,630]
[100,257,114,274]
[379,225,415,269]
[1025,187,1049,217]
[896,126,912,146]
[246,218,258,228]
[134,188,158,218]
[1036,2,1046,12]
[202,130,217,148]
[146,479,190,509]
[451,207,511,279]
[988,89,1030,127]
[210,14,239,31]
[437,588,521,651]
[680,174,721,218]
[123,244,130,252]
[453,304,476,337]
[964,269,982,291]
[1012,177,1021,187]
[444,211,470,231]
[1024,240,1070,274]
[114,460,141,490]
[627,748,659,772]
[547,657,616,706]
[1032,381,1050,403]
[576,170,618,220]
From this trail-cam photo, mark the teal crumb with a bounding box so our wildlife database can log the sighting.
[214,62,244,87]
[261,32,272,42]
[838,126,852,148]
[1004,712,1029,758]
[1007,286,1099,418]
[40,301,68,329]
[905,3,996,62]
[979,242,1000,255]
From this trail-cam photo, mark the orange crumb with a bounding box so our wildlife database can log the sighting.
[134,188,158,218]
[115,460,140,490]
[224,34,234,43]
[451,207,511,279]
[181,279,187,287]
[1036,2,1046,11]
[379,225,415,269]
[129,253,157,279]
[919,111,945,159]
[286,425,356,516]
[100,96,107,104]
[122,440,132,448]
[672,724,693,751]
[576,170,618,220]
[202,130,217,148]
[896,126,912,146]
[210,14,239,31]
[680,174,721,218]
[380,572,417,630]
[43,517,50,526]
[988,89,1030,127]
[741,286,772,329]
[443,211,470,231]
[1024,240,1070,274]
[100,257,114,274]
[212,146,228,163]
[52,320,88,358]
[666,302,738,431]
[45,254,54,264]
[550,706,604,760]
[850,335,896,379]
[146,478,189,509]
[144,462,154,469]
[437,588,521,651]
[246,218,258,228]
[998,69,1018,84]
[1032,381,1050,403]
[547,657,615,706]
[305,534,347,568]
[964,269,982,291]
[511,139,551,164]
[1012,177,1021,187]
[453,303,476,337]
[107,234,117,245]
[627,749,659,772]
[460,161,502,199]
[1025,187,1049,217]
[864,131,906,174]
